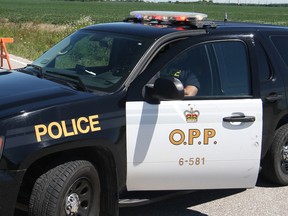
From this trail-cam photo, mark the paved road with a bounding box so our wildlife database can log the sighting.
[6,55,288,216]
[1,54,32,69]
[119,176,287,216]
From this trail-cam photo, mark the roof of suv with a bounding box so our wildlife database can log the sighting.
[83,22,182,39]
[215,21,288,31]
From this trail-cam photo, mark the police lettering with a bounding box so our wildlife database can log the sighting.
[169,128,216,145]
[34,115,101,142]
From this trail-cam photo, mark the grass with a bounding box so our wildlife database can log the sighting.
[0,0,288,60]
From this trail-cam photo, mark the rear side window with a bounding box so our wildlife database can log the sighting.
[255,43,272,82]
[271,36,288,68]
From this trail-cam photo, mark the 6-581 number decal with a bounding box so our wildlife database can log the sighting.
[179,157,205,166]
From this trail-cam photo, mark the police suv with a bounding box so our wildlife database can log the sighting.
[1,10,288,216]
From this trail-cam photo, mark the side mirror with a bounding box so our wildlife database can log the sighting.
[146,77,184,103]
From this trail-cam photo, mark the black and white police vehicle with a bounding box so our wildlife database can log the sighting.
[1,10,288,216]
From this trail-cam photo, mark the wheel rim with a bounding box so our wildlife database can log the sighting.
[281,144,288,174]
[64,177,94,216]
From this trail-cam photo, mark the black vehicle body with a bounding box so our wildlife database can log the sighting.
[1,16,288,215]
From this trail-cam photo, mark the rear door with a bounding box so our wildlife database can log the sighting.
[126,38,263,191]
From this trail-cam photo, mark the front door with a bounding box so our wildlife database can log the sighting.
[126,39,263,191]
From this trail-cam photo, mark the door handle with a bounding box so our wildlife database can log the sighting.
[223,115,255,123]
[265,94,283,102]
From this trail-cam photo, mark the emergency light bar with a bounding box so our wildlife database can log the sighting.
[130,11,208,22]
[127,11,214,28]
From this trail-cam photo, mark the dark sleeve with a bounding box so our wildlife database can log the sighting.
[184,71,200,90]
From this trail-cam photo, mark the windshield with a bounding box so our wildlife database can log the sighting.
[32,29,153,92]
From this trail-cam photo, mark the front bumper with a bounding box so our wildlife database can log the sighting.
[0,169,25,216]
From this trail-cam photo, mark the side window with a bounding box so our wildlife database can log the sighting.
[160,44,212,96]
[212,41,251,96]
[271,35,288,68]
[256,44,272,82]
[158,40,251,97]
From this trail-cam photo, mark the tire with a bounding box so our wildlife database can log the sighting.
[262,124,288,185]
[29,160,101,216]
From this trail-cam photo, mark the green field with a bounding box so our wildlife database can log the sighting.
[0,0,288,60]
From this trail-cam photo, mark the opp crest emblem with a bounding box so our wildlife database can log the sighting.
[184,107,200,123]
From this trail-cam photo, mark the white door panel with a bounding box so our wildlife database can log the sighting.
[126,99,262,190]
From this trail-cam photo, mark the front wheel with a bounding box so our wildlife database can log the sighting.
[262,124,288,185]
[29,160,101,216]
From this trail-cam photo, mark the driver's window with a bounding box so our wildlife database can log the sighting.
[157,40,251,97]
[160,45,211,96]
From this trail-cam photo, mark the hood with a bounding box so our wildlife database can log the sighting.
[0,70,87,118]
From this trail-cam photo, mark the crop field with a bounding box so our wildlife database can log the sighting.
[0,0,288,60]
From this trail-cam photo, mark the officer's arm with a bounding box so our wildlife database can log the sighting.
[184,85,198,96]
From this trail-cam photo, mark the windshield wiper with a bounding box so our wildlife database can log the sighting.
[44,70,89,92]
[22,64,44,78]
[75,64,96,76]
